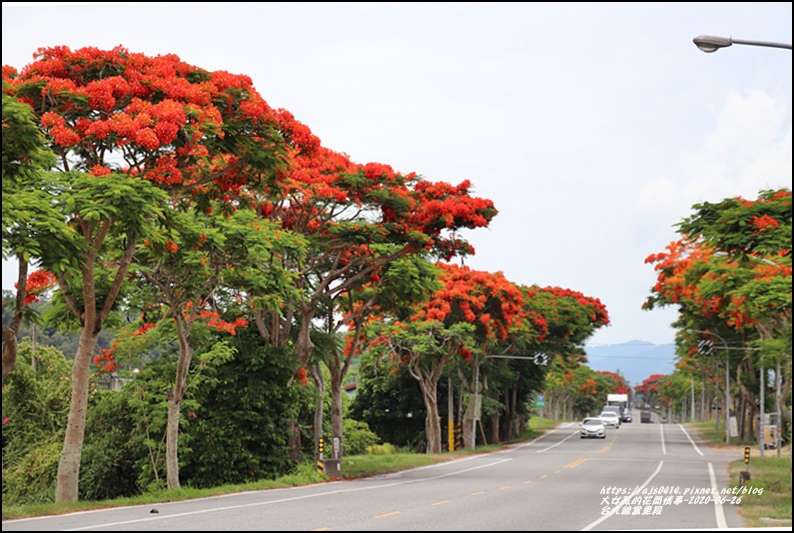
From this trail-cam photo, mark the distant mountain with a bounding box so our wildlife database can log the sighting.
[584,341,677,388]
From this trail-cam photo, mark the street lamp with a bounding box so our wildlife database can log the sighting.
[693,35,792,53]
[687,329,731,444]
[471,353,547,448]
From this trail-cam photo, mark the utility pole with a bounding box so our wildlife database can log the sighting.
[758,363,766,459]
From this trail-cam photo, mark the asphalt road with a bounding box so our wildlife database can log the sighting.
[2,422,746,531]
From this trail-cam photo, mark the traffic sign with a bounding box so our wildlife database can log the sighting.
[697,339,714,355]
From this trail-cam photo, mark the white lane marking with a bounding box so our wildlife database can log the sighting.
[708,462,728,529]
[660,423,666,455]
[536,429,580,453]
[678,423,704,456]
[507,422,575,452]
[62,458,514,531]
[581,460,664,531]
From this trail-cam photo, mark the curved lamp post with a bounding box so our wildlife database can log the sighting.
[687,329,731,444]
[471,353,547,448]
[693,35,792,53]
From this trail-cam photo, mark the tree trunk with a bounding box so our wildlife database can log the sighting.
[489,413,500,444]
[55,327,100,503]
[165,393,182,489]
[2,259,28,381]
[419,376,442,454]
[287,419,302,462]
[166,318,194,490]
[309,362,325,461]
[1,327,20,382]
[294,306,315,370]
[329,362,344,461]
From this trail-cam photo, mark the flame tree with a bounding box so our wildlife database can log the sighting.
[371,263,523,453]
[644,188,791,436]
[518,286,610,422]
[246,137,498,458]
[2,45,300,502]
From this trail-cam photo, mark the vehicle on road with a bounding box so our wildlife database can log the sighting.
[607,393,632,422]
[641,410,652,423]
[580,417,607,439]
[599,411,621,428]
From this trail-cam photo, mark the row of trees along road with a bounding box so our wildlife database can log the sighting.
[3,45,608,503]
[643,188,791,443]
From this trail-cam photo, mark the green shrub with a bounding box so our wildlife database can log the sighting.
[80,389,145,501]
[343,419,380,455]
[366,443,396,455]
[2,439,61,504]
[2,342,71,505]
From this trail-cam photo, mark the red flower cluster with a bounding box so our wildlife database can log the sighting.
[14,270,57,306]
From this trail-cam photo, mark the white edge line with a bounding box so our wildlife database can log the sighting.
[708,462,728,529]
[678,423,704,456]
[61,458,514,531]
[507,421,574,452]
[581,460,664,531]
[660,423,666,455]
[536,428,580,453]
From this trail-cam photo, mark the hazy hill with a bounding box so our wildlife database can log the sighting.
[584,340,677,388]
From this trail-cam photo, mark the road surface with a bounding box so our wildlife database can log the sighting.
[2,422,746,531]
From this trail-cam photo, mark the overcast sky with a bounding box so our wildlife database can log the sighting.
[2,2,792,348]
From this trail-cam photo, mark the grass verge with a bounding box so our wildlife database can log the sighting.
[688,420,792,528]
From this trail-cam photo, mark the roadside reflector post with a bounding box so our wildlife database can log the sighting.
[739,446,751,486]
[317,437,325,475]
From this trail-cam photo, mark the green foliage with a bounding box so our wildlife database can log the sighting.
[2,439,62,505]
[2,341,71,505]
[349,358,427,451]
[2,90,55,183]
[2,92,75,267]
[677,189,792,257]
[342,419,380,455]
[366,442,397,455]
[179,331,312,488]
[80,390,144,501]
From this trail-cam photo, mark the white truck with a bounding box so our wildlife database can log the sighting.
[606,393,631,422]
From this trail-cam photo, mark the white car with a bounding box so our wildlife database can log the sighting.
[599,411,621,428]
[580,417,606,439]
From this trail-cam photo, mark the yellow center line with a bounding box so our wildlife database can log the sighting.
[523,479,533,484]
[313,528,331,531]
[539,474,548,479]
[565,458,588,469]
[432,500,452,506]
[554,469,561,474]
[374,511,401,519]
[471,490,486,496]
[500,485,512,490]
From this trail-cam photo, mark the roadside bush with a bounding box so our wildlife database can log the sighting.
[2,439,61,504]
[343,419,380,455]
[366,443,397,455]
[2,342,71,505]
[179,334,310,488]
[80,389,144,501]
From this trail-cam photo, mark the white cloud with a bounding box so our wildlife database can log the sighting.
[638,89,792,218]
